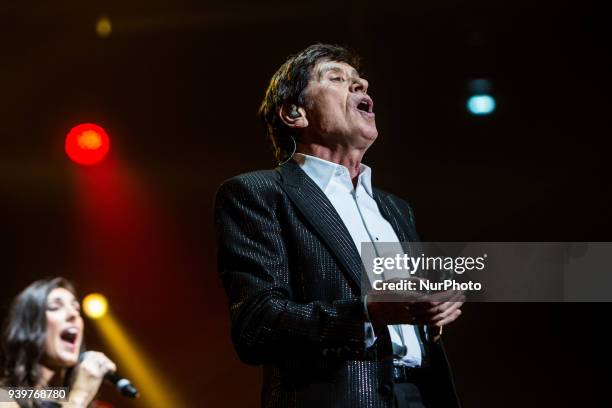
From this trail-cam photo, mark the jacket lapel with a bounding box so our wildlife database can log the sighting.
[277,161,364,290]
[373,189,413,242]
[374,189,434,349]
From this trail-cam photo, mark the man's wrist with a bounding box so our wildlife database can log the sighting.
[363,294,385,332]
[363,294,372,322]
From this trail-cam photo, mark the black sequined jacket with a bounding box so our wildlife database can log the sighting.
[214,160,460,408]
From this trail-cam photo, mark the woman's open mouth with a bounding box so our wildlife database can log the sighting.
[60,327,79,350]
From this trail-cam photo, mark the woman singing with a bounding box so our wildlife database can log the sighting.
[0,277,116,407]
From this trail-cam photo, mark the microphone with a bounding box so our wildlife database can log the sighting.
[104,371,139,398]
[79,352,139,398]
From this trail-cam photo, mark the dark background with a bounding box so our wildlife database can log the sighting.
[1,0,611,406]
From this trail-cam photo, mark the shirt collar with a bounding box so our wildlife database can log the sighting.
[293,153,373,197]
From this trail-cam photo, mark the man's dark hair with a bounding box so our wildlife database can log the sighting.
[258,43,361,163]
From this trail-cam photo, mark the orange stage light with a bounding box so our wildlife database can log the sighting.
[83,293,109,319]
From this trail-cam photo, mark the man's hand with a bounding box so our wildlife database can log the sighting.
[366,278,465,331]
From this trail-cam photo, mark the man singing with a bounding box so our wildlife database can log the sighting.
[214,43,463,408]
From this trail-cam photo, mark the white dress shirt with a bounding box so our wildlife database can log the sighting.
[294,153,423,367]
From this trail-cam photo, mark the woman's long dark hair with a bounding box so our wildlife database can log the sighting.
[0,277,79,388]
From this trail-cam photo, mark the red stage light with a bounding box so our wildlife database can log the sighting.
[65,123,110,165]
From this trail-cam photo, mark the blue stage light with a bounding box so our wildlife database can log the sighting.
[467,94,496,115]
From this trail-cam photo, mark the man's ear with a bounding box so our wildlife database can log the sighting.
[279,104,308,129]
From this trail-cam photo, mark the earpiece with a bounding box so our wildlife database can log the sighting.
[289,106,301,119]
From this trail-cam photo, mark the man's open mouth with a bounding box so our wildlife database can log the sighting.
[355,96,374,115]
